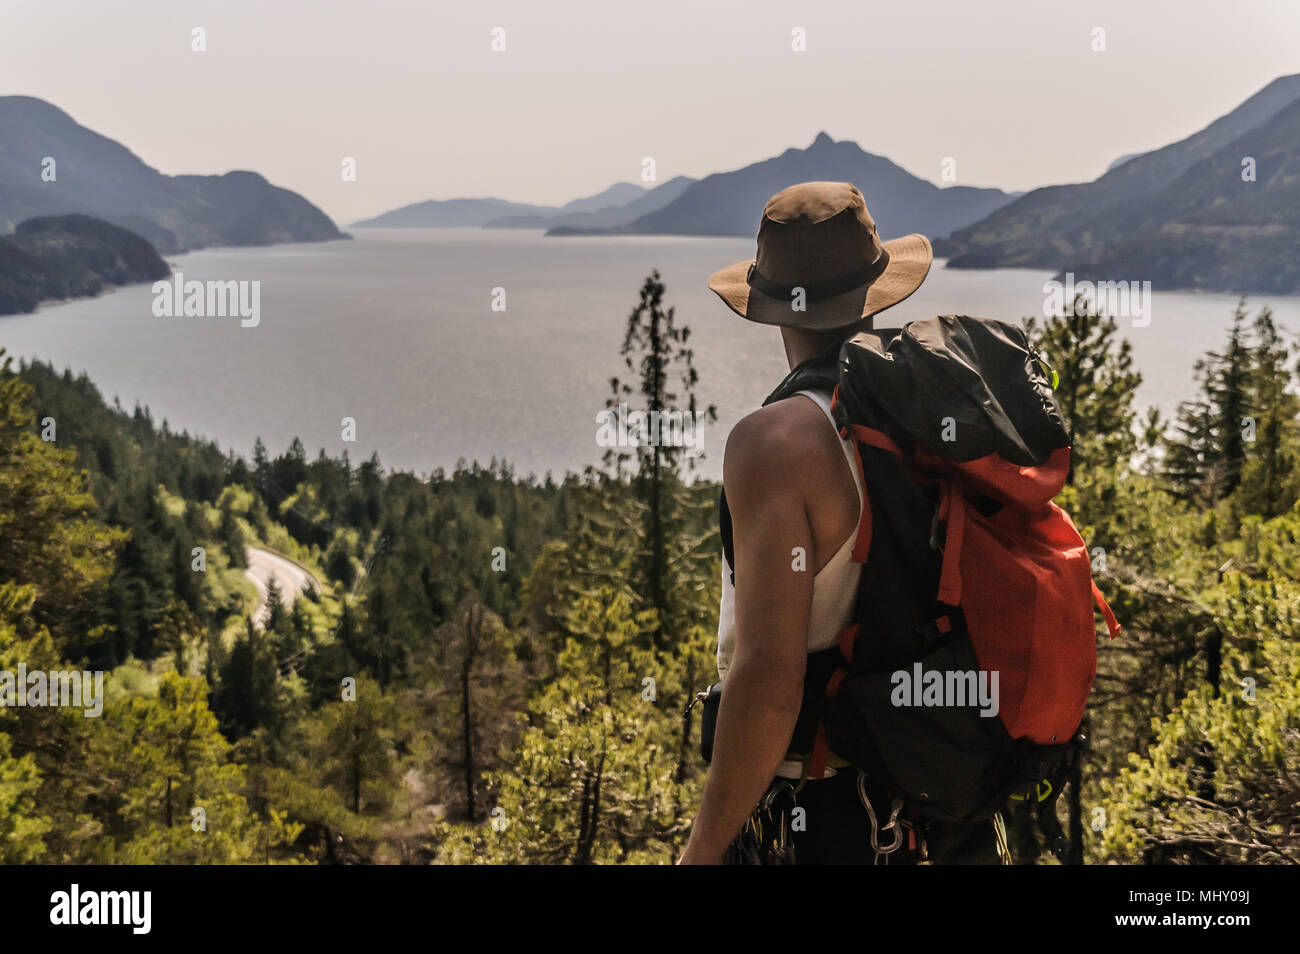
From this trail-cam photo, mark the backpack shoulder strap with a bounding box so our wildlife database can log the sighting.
[762,352,839,408]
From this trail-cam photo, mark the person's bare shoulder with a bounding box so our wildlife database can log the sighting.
[723,397,837,506]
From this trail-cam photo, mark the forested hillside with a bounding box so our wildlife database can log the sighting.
[1,276,1296,863]
[0,214,169,315]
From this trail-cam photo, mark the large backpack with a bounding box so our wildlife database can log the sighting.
[718,314,1120,822]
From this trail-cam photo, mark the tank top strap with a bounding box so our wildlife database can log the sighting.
[794,389,863,505]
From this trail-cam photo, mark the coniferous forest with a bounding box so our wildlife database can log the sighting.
[1,275,1297,865]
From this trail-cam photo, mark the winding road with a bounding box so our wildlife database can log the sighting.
[244,546,321,627]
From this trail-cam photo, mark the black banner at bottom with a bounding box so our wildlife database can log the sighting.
[4,862,1288,940]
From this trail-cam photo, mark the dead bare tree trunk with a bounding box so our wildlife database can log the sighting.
[461,605,480,822]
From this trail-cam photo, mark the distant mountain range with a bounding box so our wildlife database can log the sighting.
[351,177,695,230]
[355,133,1015,242]
[489,178,696,230]
[0,214,169,315]
[935,74,1300,293]
[551,133,1015,240]
[0,96,345,254]
[10,73,1297,297]
[351,196,558,229]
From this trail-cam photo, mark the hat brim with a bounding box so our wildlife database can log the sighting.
[707,233,933,331]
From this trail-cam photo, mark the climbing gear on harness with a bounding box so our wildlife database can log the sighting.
[857,772,905,860]
[993,811,1014,866]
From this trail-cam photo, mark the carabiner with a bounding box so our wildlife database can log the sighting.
[857,773,905,855]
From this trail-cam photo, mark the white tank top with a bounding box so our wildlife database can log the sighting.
[716,389,865,682]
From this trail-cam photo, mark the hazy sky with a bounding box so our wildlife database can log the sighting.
[4,0,1298,225]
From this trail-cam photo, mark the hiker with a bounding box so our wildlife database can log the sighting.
[679,181,1116,865]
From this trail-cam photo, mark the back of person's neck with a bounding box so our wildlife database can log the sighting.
[781,322,871,370]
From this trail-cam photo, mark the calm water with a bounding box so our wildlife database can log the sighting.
[2,228,1294,481]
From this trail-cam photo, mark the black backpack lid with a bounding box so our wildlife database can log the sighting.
[836,315,1069,467]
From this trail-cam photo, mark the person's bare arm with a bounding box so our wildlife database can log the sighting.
[679,409,815,864]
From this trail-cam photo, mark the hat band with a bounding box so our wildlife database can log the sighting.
[746,248,891,302]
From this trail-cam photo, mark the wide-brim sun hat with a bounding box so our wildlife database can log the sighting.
[708,181,933,331]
